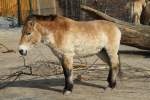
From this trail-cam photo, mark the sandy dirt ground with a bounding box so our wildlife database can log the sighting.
[0,28,150,100]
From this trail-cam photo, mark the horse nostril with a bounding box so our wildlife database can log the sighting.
[19,49,27,56]
[19,49,23,55]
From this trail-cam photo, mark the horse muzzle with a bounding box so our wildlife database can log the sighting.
[19,45,28,56]
[19,49,27,56]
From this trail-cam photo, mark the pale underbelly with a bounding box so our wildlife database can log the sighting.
[74,45,103,57]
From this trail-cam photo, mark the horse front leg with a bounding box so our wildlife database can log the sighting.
[61,54,74,95]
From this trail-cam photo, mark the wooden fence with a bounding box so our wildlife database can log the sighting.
[0,0,38,23]
[0,0,85,24]
[0,0,18,17]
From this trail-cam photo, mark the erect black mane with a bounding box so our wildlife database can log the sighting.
[26,14,58,21]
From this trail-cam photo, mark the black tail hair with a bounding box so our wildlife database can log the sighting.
[118,52,123,78]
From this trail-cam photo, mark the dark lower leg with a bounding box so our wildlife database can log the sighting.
[63,68,73,92]
[61,55,74,94]
[118,53,123,78]
[107,65,119,88]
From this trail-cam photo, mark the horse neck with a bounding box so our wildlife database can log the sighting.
[34,21,57,45]
[35,21,57,36]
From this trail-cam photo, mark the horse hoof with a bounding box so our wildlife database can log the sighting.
[108,81,116,89]
[63,90,72,95]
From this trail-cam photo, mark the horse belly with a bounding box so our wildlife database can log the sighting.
[74,40,105,57]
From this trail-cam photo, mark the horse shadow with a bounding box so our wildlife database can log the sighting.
[119,50,150,58]
[0,78,106,93]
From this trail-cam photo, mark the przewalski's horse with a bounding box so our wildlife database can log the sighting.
[141,0,150,25]
[126,0,146,24]
[18,15,121,95]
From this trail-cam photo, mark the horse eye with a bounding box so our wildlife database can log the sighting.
[26,32,31,35]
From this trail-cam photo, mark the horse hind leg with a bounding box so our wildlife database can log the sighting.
[106,47,120,88]
[97,48,115,88]
[97,48,119,88]
[97,48,111,66]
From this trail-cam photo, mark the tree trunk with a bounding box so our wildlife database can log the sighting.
[81,5,150,50]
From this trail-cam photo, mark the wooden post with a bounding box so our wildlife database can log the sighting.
[49,0,57,14]
[52,0,57,14]
[17,0,21,26]
[81,0,86,20]
[29,0,32,16]
[0,1,2,16]
[37,0,41,15]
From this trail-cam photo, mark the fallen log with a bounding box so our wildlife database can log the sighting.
[81,5,150,50]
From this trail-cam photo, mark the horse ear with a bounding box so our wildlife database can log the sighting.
[28,20,35,27]
[27,16,36,27]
